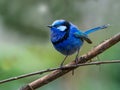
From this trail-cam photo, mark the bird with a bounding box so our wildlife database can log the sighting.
[48,19,109,67]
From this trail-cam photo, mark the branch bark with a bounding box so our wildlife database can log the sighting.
[20,33,120,90]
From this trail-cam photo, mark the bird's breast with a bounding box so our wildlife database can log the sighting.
[53,35,83,55]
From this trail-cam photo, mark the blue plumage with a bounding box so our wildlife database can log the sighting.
[48,20,109,66]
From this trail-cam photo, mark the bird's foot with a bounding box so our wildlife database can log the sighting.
[60,63,64,69]
[71,57,79,75]
[75,57,79,65]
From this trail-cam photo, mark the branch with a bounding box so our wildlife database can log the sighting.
[0,60,120,85]
[20,33,120,90]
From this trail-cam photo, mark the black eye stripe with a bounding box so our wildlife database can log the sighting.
[54,25,65,28]
[53,20,70,29]
[53,25,59,28]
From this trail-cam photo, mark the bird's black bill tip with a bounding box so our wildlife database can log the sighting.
[47,25,52,28]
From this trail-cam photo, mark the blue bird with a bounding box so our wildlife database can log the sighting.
[48,20,109,67]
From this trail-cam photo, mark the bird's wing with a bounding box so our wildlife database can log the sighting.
[74,32,92,44]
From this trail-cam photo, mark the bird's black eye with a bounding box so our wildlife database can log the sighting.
[57,26,67,31]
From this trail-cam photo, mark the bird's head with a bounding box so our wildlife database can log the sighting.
[48,20,70,32]
[47,20,71,44]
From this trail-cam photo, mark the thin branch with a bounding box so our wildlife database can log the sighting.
[20,33,120,90]
[0,60,120,85]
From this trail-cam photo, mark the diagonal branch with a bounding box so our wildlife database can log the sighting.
[20,33,120,90]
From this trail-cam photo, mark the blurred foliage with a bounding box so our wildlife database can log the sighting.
[0,0,120,90]
[0,0,82,39]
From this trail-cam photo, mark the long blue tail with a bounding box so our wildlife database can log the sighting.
[84,24,110,35]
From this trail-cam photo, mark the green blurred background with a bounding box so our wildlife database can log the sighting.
[0,0,120,90]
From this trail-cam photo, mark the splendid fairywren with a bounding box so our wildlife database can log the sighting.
[48,20,109,67]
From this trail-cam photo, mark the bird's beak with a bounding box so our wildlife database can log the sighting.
[47,25,52,28]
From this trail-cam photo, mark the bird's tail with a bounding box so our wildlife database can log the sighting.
[84,24,110,35]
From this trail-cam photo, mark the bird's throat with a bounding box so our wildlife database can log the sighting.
[52,30,70,45]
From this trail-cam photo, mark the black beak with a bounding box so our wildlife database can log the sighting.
[47,25,52,28]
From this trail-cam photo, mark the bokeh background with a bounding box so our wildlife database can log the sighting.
[0,0,120,90]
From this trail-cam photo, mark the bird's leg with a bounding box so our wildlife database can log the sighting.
[75,49,80,65]
[60,55,68,68]
[72,49,80,75]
